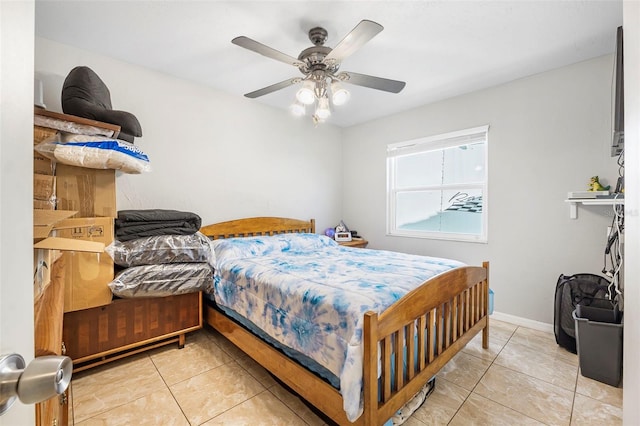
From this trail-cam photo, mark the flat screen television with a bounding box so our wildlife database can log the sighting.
[612,26,624,157]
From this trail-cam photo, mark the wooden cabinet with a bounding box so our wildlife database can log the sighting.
[338,239,369,248]
[63,292,203,372]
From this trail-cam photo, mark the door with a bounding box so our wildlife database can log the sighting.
[0,1,36,424]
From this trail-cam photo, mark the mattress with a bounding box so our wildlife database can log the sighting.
[211,233,464,421]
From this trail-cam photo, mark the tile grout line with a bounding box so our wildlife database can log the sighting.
[73,353,169,424]
[148,350,192,425]
[447,325,547,425]
[445,324,515,424]
[168,333,273,425]
[492,330,582,421]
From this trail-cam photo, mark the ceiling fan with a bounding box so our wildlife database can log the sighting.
[232,20,406,123]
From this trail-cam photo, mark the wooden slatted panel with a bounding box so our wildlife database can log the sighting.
[383,335,392,401]
[460,291,465,333]
[477,284,482,321]
[484,280,489,317]
[407,322,416,380]
[427,310,435,363]
[468,285,473,324]
[374,318,488,424]
[457,293,464,337]
[444,301,451,349]
[418,314,426,371]
[478,284,483,321]
[394,329,404,391]
[435,305,443,356]
[476,283,481,319]
[452,296,459,343]
[473,284,479,322]
[465,289,471,331]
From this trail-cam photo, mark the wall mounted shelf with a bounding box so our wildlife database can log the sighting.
[565,198,624,219]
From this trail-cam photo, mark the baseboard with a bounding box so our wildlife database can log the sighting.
[490,311,554,334]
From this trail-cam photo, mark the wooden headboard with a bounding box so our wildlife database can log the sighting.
[199,217,315,240]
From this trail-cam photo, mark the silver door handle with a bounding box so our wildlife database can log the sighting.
[0,353,72,416]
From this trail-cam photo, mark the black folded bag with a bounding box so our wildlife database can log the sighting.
[554,273,611,353]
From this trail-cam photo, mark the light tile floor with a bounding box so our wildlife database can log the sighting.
[69,320,623,425]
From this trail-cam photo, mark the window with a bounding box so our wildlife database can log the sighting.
[387,125,488,242]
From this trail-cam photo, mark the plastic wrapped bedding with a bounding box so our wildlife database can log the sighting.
[109,262,213,298]
[35,132,150,173]
[105,232,215,267]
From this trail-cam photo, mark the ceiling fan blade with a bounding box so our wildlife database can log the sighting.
[232,36,303,67]
[336,71,406,93]
[324,20,383,64]
[244,78,301,98]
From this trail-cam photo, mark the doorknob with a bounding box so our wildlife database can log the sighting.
[0,353,72,416]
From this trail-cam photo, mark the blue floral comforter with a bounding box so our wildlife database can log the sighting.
[212,233,464,421]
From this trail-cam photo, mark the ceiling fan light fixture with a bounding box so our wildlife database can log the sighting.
[296,80,315,105]
[331,81,350,106]
[315,96,331,120]
[290,100,306,117]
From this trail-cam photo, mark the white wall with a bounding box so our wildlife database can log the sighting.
[0,1,36,424]
[35,38,343,232]
[342,55,620,325]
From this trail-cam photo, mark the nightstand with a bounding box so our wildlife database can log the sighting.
[338,238,368,248]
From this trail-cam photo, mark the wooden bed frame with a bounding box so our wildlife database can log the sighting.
[200,217,489,426]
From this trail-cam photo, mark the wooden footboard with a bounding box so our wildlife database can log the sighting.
[362,262,489,425]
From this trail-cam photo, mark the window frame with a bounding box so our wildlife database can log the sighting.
[386,125,489,243]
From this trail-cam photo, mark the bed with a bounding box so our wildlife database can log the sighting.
[200,217,489,426]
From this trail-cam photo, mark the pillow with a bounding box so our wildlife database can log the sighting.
[61,66,143,143]
[35,132,150,174]
[108,262,213,298]
[105,232,215,267]
[213,233,337,260]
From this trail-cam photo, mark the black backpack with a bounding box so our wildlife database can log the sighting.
[554,273,611,353]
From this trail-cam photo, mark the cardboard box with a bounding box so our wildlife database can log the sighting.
[34,173,56,201]
[56,164,116,218]
[34,152,55,175]
[33,198,56,210]
[33,209,83,300]
[54,217,115,312]
[34,209,77,242]
[33,125,58,145]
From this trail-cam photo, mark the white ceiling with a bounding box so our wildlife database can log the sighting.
[35,1,622,128]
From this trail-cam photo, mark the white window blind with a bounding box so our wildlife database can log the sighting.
[386,125,489,242]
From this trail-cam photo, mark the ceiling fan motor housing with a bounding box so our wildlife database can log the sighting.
[298,45,338,75]
[308,27,328,45]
